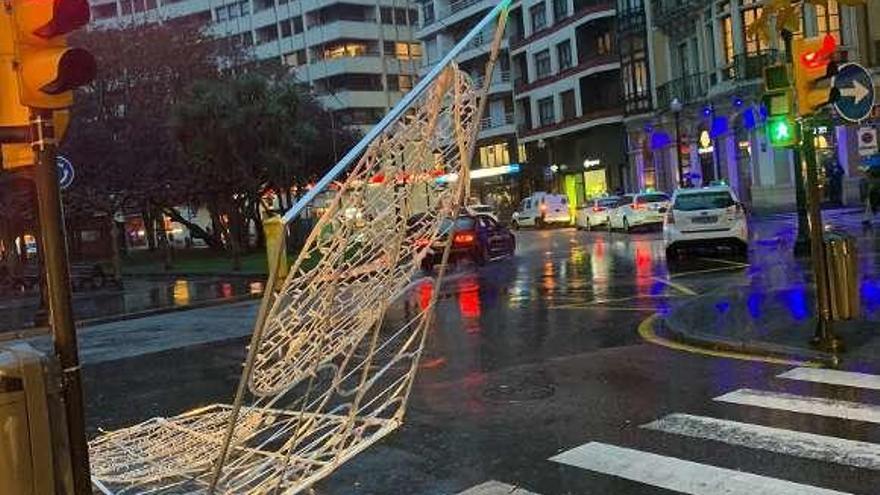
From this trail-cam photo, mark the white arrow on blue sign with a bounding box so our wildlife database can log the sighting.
[832,63,875,123]
[57,155,75,190]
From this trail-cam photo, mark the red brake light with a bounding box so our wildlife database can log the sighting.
[593,206,603,212]
[634,203,645,210]
[453,232,475,245]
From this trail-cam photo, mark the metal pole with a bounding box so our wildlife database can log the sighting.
[674,110,683,187]
[782,29,810,254]
[802,123,842,354]
[30,109,92,494]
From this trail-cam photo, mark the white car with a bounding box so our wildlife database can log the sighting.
[466,204,498,222]
[663,186,748,257]
[608,192,671,232]
[512,192,571,229]
[575,196,620,230]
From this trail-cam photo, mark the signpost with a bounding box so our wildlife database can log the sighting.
[859,127,878,157]
[832,63,875,123]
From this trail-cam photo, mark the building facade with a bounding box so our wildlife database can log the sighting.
[627,0,879,211]
[88,0,423,132]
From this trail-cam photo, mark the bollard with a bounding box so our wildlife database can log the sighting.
[262,214,289,286]
[824,232,859,321]
[0,342,74,495]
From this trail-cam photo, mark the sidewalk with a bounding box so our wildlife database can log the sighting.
[0,275,265,337]
[660,208,880,366]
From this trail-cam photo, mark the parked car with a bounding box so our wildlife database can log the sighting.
[663,185,748,258]
[608,192,671,232]
[419,214,515,272]
[466,204,499,222]
[575,196,620,230]
[511,192,571,229]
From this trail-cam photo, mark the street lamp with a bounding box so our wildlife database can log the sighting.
[670,97,684,188]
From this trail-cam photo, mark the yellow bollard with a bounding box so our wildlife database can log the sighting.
[262,215,289,285]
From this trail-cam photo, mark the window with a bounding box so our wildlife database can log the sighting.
[423,2,435,25]
[721,15,733,65]
[561,90,576,120]
[597,31,613,55]
[323,42,369,59]
[557,40,572,70]
[530,3,547,32]
[256,25,279,44]
[742,6,768,54]
[518,143,528,162]
[553,0,569,21]
[538,97,555,126]
[391,42,422,60]
[281,21,292,37]
[292,16,304,34]
[534,49,552,78]
[815,0,840,38]
[479,143,512,168]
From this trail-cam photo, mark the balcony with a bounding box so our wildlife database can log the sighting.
[515,53,618,94]
[450,0,482,15]
[616,6,645,34]
[656,73,708,111]
[480,112,515,130]
[723,50,783,82]
[652,0,704,36]
[624,91,652,116]
[510,1,615,50]
[519,107,623,139]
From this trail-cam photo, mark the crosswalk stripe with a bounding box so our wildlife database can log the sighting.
[549,441,850,495]
[778,367,880,390]
[456,481,541,495]
[715,388,880,423]
[643,413,880,470]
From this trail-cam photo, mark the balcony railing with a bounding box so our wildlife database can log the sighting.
[480,112,516,130]
[723,50,783,82]
[616,7,645,34]
[624,91,652,116]
[471,70,512,88]
[652,0,704,36]
[450,0,482,14]
[656,73,708,111]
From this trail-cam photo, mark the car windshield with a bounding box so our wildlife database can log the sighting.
[440,217,476,233]
[637,193,670,204]
[673,191,735,211]
[598,198,619,208]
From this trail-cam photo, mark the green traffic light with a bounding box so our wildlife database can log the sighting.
[767,117,797,147]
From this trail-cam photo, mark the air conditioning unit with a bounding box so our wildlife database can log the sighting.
[0,342,74,495]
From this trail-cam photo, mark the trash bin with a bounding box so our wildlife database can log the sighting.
[0,342,74,495]
[824,232,859,321]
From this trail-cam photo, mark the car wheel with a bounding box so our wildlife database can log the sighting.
[623,217,631,233]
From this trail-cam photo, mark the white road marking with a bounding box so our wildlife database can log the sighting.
[651,276,699,296]
[643,413,880,470]
[778,367,880,391]
[550,442,850,495]
[715,388,880,424]
[456,481,541,495]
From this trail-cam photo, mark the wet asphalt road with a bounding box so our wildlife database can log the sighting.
[79,223,880,495]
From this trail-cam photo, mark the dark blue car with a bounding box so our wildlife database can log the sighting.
[420,214,516,272]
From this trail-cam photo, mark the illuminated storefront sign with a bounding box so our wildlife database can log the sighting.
[436,163,521,183]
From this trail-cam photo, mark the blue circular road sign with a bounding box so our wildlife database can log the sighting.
[832,63,875,123]
[57,155,74,190]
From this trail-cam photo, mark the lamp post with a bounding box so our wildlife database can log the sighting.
[670,98,684,188]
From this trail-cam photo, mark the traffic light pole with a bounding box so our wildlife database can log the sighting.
[782,30,811,255]
[30,109,93,495]
[801,122,843,354]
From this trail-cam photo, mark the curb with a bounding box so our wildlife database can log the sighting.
[656,315,838,367]
[0,293,261,343]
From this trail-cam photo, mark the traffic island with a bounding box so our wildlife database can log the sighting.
[657,285,880,368]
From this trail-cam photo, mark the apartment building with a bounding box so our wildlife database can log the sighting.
[89,0,423,132]
[632,0,876,210]
[416,0,523,210]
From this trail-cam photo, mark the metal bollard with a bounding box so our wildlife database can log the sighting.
[824,232,859,321]
[0,342,74,495]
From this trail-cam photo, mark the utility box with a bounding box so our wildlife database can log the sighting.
[824,232,860,321]
[0,342,74,495]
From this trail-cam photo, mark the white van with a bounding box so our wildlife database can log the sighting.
[511,192,571,229]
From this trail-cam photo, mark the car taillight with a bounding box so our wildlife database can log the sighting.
[634,203,645,210]
[453,232,475,245]
[593,206,604,212]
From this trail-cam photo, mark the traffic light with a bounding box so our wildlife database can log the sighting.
[9,0,96,110]
[761,64,799,148]
[792,34,838,116]
[766,115,798,148]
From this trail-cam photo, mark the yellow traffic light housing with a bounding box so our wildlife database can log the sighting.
[792,34,837,116]
[9,0,96,110]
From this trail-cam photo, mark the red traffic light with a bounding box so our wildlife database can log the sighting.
[800,34,836,69]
